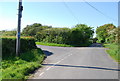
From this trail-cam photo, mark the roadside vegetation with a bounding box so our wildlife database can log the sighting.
[1,23,94,47]
[0,23,94,80]
[36,42,73,47]
[104,44,119,63]
[1,23,119,80]
[1,37,45,79]
[22,23,94,47]
[96,24,119,63]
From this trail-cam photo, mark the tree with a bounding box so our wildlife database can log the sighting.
[22,23,94,46]
[22,23,51,36]
[70,24,94,46]
[96,24,116,43]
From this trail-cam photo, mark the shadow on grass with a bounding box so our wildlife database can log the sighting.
[42,64,120,71]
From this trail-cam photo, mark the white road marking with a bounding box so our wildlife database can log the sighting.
[45,53,73,71]
[39,72,44,76]
[46,67,52,71]
[38,52,73,77]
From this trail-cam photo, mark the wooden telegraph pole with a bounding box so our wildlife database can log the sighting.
[16,0,23,56]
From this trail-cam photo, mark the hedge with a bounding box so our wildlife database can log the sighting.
[2,36,37,58]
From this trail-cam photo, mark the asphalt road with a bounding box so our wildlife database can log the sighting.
[31,45,119,79]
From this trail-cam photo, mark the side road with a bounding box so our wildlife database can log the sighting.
[30,45,119,79]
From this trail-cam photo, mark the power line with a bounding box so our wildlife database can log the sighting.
[83,0,117,21]
[62,1,80,24]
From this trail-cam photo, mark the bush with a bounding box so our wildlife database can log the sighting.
[2,36,37,58]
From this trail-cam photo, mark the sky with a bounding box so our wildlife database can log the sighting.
[0,1,118,37]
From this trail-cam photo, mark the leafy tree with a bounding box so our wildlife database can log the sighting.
[22,23,51,36]
[96,24,116,43]
[70,24,94,46]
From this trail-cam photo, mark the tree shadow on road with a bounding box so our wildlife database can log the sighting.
[89,43,103,47]
[42,64,120,71]
[43,50,53,56]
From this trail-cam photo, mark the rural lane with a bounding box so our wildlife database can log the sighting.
[31,45,119,79]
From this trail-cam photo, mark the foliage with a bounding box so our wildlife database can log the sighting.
[2,48,45,79]
[104,44,119,63]
[69,24,94,46]
[92,37,98,43]
[22,23,52,36]
[1,30,16,36]
[24,23,94,46]
[96,24,117,43]
[36,28,71,44]
[1,36,45,79]
[2,36,37,58]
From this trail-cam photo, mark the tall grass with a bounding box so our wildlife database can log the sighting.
[2,48,45,79]
[104,44,119,63]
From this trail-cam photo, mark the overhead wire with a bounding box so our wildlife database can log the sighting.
[83,0,117,21]
[62,0,117,24]
[62,1,80,24]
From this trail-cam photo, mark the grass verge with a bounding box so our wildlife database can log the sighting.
[2,48,45,80]
[36,42,73,47]
[104,44,120,63]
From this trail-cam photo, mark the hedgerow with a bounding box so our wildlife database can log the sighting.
[1,36,45,79]
[2,36,37,58]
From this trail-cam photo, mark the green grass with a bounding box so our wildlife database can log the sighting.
[2,48,45,80]
[104,44,120,63]
[36,42,73,47]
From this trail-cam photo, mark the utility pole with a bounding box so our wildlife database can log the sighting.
[16,0,23,56]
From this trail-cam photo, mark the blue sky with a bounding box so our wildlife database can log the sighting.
[0,1,118,37]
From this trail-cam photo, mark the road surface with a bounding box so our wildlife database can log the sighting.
[30,45,119,79]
